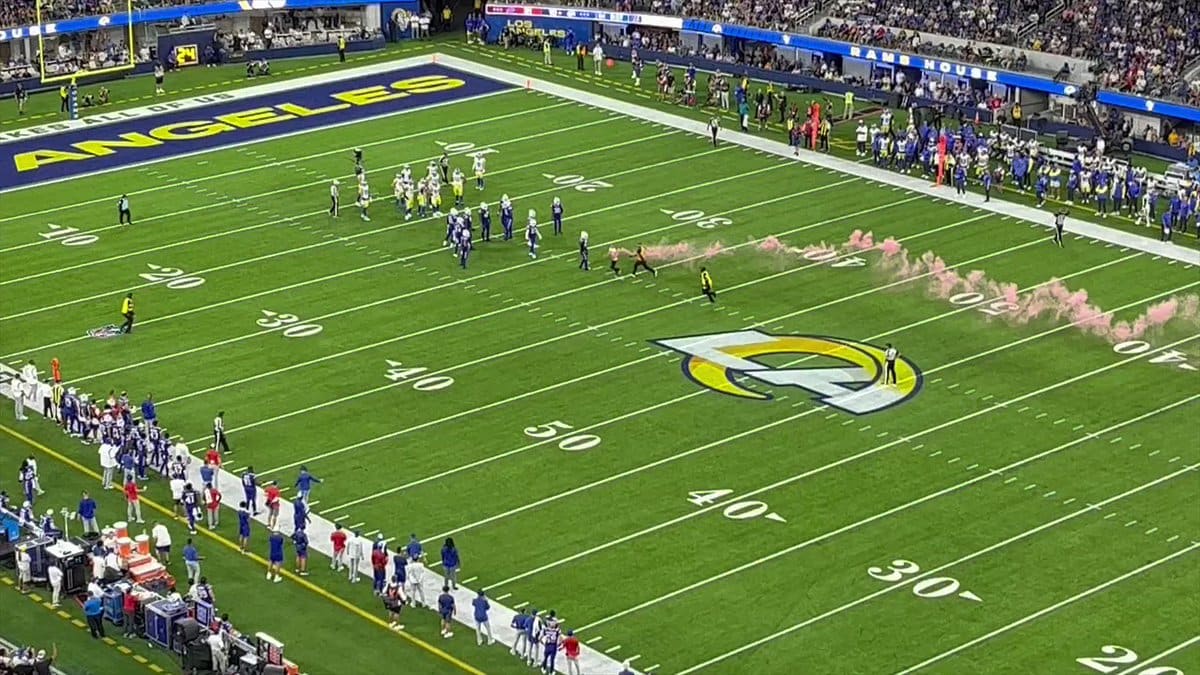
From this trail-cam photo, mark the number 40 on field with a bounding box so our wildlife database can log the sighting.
[686,490,787,523]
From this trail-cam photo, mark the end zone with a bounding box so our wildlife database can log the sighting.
[1,57,515,193]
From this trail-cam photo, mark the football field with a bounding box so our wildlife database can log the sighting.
[2,54,1198,674]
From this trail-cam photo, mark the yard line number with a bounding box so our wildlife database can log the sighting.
[435,141,499,156]
[541,173,612,193]
[383,360,454,391]
[40,224,98,246]
[686,490,786,523]
[523,420,601,451]
[1078,645,1183,674]
[865,558,982,603]
[256,310,323,338]
[659,208,733,230]
[139,264,205,289]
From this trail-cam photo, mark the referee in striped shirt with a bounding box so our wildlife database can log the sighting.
[884,343,898,385]
[214,411,231,455]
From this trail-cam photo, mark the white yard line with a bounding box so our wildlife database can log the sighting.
[135,180,882,418]
[372,246,1139,525]
[675,469,1200,675]
[575,395,1199,632]
[0,127,680,322]
[0,99,574,236]
[244,203,1003,474]
[0,118,673,289]
[435,54,1200,266]
[1112,635,1200,675]
[6,142,788,361]
[483,331,1200,589]
[892,541,1200,674]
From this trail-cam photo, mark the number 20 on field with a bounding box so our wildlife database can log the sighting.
[1078,645,1183,674]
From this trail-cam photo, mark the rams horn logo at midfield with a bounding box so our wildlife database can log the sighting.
[654,330,922,415]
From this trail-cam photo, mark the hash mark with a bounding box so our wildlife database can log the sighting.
[928,450,942,458]
[1103,513,1118,520]
[965,463,979,470]
[947,457,961,464]
[586,636,604,645]
[1145,528,1159,535]
[1062,498,1076,505]
[1124,520,1138,527]
[1043,491,1056,498]
[1167,535,1181,543]
[514,601,529,609]
[1149,450,1161,457]
[1023,483,1037,491]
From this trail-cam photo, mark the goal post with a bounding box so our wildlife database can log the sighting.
[36,0,136,84]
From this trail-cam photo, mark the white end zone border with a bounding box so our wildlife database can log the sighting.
[0,55,443,144]
[433,53,1200,266]
[0,361,637,675]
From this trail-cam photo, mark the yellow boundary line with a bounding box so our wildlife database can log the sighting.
[0,574,164,672]
[0,423,485,675]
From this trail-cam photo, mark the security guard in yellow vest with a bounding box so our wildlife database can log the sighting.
[59,85,68,112]
[120,293,135,334]
[338,35,346,62]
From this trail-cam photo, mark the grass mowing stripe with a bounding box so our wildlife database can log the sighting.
[0,423,487,675]
[678,466,1200,675]
[0,126,680,322]
[1112,636,1200,675]
[238,196,934,472]
[0,97,576,235]
[891,540,1200,675]
[4,131,745,359]
[574,394,1199,633]
[87,166,844,404]
[0,115,633,286]
[344,225,1116,519]
[481,329,1200,589]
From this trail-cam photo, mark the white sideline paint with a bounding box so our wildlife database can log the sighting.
[1112,636,1200,675]
[0,99,573,233]
[577,394,1199,633]
[892,540,1200,674]
[432,53,1200,266]
[0,55,463,145]
[410,250,1141,537]
[0,360,632,675]
[0,56,533,196]
[4,138,782,360]
[680,466,1200,674]
[0,115,652,288]
[0,125,679,320]
[484,331,1200,590]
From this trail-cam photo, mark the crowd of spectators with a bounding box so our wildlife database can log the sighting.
[1,29,137,83]
[815,21,1031,70]
[823,0,1052,47]
[544,0,823,35]
[1,0,211,27]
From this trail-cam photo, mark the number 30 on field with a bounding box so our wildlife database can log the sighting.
[522,420,601,451]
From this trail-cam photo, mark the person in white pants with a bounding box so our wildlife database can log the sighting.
[47,564,63,607]
[347,532,364,583]
[207,631,228,674]
[592,43,604,76]
[406,554,427,607]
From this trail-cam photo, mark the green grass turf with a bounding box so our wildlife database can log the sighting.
[2,52,1199,675]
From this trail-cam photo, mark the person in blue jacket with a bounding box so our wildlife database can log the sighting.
[441,538,461,590]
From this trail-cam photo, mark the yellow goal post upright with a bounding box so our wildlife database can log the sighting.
[35,0,136,84]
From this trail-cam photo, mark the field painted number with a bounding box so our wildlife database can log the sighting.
[659,208,733,230]
[686,490,786,523]
[436,141,498,156]
[40,224,98,246]
[384,360,454,391]
[865,558,982,603]
[542,173,612,193]
[1078,645,1183,674]
[139,264,205,289]
[257,310,323,338]
[522,420,601,451]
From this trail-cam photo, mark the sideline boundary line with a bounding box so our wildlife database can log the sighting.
[0,423,487,675]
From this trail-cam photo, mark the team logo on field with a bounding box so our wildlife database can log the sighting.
[86,324,122,339]
[653,330,922,415]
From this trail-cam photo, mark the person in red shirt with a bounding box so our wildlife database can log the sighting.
[122,591,139,638]
[370,545,388,595]
[50,357,62,383]
[124,480,143,523]
[264,481,281,530]
[330,524,347,572]
[204,446,221,468]
[204,483,222,529]
[563,630,581,675]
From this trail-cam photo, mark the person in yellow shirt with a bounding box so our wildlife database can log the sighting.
[120,293,135,334]
[543,37,552,65]
[700,267,716,303]
[843,90,855,120]
[59,85,68,112]
[337,35,346,62]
